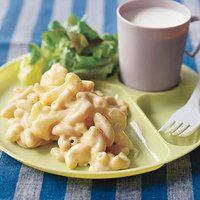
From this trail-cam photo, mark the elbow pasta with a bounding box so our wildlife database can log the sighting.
[1,63,135,171]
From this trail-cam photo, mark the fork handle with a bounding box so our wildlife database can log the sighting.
[187,81,200,106]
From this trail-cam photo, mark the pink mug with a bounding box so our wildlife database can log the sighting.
[117,0,200,92]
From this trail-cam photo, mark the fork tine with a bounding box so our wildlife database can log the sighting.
[164,122,181,134]
[172,124,188,135]
[179,126,198,137]
[159,120,175,133]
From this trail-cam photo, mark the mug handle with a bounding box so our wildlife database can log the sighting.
[185,16,200,57]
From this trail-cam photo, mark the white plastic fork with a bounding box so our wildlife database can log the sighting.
[159,81,200,137]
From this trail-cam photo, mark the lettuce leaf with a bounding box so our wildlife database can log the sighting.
[74,64,115,79]
[29,43,41,65]
[18,55,42,85]
[18,15,118,84]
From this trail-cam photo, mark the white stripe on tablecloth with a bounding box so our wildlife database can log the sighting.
[0,0,10,29]
[116,175,141,200]
[7,0,42,60]
[13,166,43,200]
[64,178,92,200]
[86,0,104,34]
[183,0,200,72]
[64,2,104,196]
[51,0,72,22]
[167,155,194,200]
[63,1,104,198]
[5,1,44,200]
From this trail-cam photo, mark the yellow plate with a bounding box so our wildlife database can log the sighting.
[0,55,200,179]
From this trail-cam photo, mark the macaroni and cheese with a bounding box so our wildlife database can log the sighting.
[1,63,134,171]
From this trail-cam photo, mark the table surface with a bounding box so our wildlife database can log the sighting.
[0,0,200,199]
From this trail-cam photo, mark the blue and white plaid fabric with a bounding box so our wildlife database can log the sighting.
[0,0,200,199]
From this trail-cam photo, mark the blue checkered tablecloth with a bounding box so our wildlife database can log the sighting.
[0,0,200,199]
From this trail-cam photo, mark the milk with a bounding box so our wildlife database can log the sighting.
[125,7,186,28]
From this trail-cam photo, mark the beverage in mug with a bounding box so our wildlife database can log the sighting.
[125,7,186,28]
[117,0,200,92]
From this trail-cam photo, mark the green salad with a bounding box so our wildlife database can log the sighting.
[19,15,118,85]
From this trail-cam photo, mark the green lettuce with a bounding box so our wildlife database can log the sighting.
[18,15,118,84]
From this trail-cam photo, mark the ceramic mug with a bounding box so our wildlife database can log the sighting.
[117,0,200,92]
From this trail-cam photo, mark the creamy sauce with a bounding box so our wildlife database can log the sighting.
[125,6,186,28]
